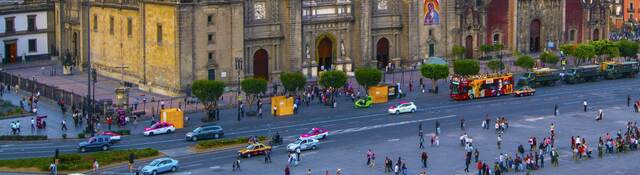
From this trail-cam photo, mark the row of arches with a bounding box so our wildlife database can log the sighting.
[248,36,393,80]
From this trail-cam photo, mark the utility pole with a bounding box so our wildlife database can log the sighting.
[84,0,94,136]
[235,57,243,121]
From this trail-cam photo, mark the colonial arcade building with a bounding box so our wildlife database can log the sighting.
[54,0,612,96]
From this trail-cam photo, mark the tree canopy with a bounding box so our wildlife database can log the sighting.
[452,45,466,60]
[487,59,505,73]
[354,67,382,90]
[573,43,596,65]
[453,59,480,76]
[616,39,639,59]
[280,72,307,94]
[538,52,560,66]
[191,80,226,120]
[319,70,347,89]
[515,55,535,71]
[420,64,449,90]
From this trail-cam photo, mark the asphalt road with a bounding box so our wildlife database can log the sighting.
[2,77,640,174]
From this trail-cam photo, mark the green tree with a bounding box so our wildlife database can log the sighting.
[479,44,494,59]
[559,44,577,57]
[591,40,618,61]
[280,72,307,96]
[191,80,225,121]
[487,59,505,73]
[319,70,347,105]
[241,78,267,112]
[538,51,560,67]
[515,55,535,71]
[354,67,382,93]
[420,64,449,91]
[453,59,480,76]
[616,39,639,60]
[573,43,596,65]
[452,45,466,60]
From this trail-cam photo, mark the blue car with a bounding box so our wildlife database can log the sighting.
[140,157,179,175]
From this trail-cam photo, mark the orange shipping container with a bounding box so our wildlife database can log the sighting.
[271,96,294,116]
[368,86,388,104]
[161,108,184,129]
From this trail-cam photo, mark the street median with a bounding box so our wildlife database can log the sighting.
[0,148,160,173]
[191,136,268,153]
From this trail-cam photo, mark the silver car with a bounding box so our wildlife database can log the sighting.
[287,138,319,152]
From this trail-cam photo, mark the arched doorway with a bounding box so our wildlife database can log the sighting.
[529,19,541,53]
[465,35,473,59]
[253,49,269,80]
[376,38,390,69]
[593,29,600,40]
[317,37,333,71]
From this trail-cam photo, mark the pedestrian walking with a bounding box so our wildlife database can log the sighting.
[264,149,272,163]
[128,153,135,172]
[460,118,465,130]
[419,135,425,149]
[554,104,559,116]
[61,120,67,131]
[435,120,441,135]
[232,157,241,171]
[92,159,99,174]
[474,149,480,163]
[296,148,302,161]
[307,169,312,175]
[583,100,588,112]
[421,151,428,168]
[497,134,502,149]
[285,165,290,175]
[258,107,263,118]
[596,109,604,121]
[49,161,57,175]
[464,152,471,172]
[273,105,278,116]
[31,118,35,130]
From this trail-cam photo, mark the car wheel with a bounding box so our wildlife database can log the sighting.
[322,134,327,139]
[102,145,109,151]
[411,109,415,113]
[167,129,172,134]
[192,137,198,141]
[149,132,154,136]
[214,134,219,139]
[312,145,317,150]
[80,147,86,153]
[152,170,157,175]
[395,110,400,115]
[247,153,252,158]
[171,166,177,172]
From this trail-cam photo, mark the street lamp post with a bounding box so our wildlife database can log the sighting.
[235,57,243,121]
[83,0,95,136]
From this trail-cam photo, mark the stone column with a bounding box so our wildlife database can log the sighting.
[360,0,372,67]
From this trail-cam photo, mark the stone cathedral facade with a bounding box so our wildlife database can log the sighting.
[54,0,611,96]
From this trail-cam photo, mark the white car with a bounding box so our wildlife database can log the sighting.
[387,102,417,115]
[144,122,176,136]
[287,138,319,152]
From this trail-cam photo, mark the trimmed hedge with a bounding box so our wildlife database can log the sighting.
[0,148,159,171]
[195,136,267,150]
[0,135,47,141]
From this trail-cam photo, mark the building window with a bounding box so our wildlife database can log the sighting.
[28,39,37,52]
[27,15,36,31]
[569,30,576,41]
[208,33,215,44]
[5,17,15,33]
[207,15,214,25]
[157,24,163,44]
[208,69,216,80]
[208,51,216,60]
[127,17,133,37]
[428,29,433,36]
[93,15,98,31]
[109,16,114,35]
[493,34,501,44]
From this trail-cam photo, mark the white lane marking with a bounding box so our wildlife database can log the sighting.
[331,115,456,136]
[387,138,400,142]
[209,166,221,169]
[180,163,202,169]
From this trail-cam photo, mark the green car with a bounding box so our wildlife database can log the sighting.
[354,96,373,108]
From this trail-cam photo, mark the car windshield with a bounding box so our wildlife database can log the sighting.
[307,130,316,134]
[193,127,202,133]
[149,160,161,166]
[246,145,256,150]
[293,139,303,144]
[88,138,95,143]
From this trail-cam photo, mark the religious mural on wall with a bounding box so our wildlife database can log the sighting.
[424,0,440,25]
